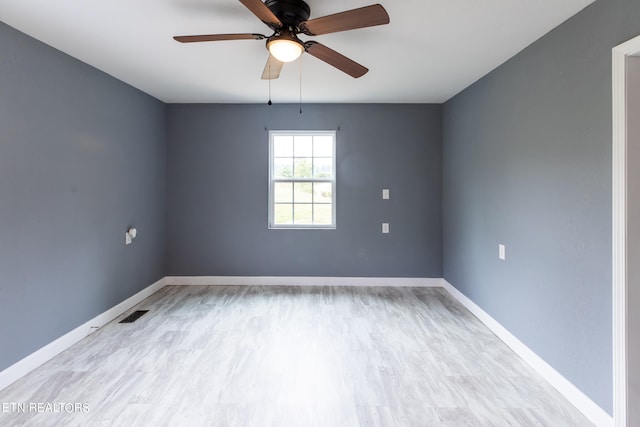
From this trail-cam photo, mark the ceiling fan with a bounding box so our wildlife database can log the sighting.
[173,0,390,79]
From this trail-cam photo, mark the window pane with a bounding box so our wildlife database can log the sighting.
[270,131,336,229]
[314,204,332,225]
[274,158,293,178]
[294,204,313,224]
[314,182,332,203]
[313,157,333,178]
[293,158,313,178]
[274,204,293,224]
[274,182,293,203]
[294,182,312,203]
[313,135,333,157]
[273,136,293,157]
[294,136,313,157]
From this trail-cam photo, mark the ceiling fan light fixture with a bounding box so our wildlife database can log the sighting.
[267,38,304,62]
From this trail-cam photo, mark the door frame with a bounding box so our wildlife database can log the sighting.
[613,34,640,427]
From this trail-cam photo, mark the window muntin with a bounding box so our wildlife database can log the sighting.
[269,131,336,229]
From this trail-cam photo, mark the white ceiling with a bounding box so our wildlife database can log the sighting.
[0,0,593,103]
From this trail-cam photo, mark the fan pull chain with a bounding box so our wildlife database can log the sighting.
[299,56,303,114]
[267,59,272,106]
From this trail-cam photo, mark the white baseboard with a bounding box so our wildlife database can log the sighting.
[0,277,166,391]
[441,279,613,427]
[164,276,442,287]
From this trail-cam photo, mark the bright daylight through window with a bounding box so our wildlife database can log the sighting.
[269,131,336,228]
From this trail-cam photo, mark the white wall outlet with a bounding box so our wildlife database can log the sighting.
[382,189,390,200]
[499,244,506,260]
[382,223,390,234]
[125,227,137,245]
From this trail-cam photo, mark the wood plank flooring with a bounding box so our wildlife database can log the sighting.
[0,286,593,426]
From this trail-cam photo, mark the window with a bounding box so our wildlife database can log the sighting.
[269,130,336,229]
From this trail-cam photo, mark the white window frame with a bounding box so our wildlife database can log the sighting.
[268,130,336,229]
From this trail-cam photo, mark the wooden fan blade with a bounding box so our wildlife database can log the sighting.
[261,55,284,80]
[239,0,282,29]
[299,4,389,36]
[174,33,266,43]
[304,41,368,78]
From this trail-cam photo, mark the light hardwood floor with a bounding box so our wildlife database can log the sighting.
[0,286,593,426]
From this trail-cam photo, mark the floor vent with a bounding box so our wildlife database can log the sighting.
[119,310,149,323]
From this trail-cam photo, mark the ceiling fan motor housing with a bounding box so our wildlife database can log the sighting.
[265,0,310,28]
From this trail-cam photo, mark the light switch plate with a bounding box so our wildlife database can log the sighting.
[499,244,506,260]
[382,189,390,200]
[382,223,390,234]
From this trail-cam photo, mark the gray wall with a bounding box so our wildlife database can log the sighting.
[0,22,167,371]
[443,0,640,414]
[166,103,442,277]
